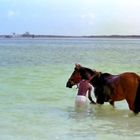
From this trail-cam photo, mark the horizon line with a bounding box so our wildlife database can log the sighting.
[0,33,140,38]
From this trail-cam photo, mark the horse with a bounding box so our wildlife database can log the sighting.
[66,64,140,114]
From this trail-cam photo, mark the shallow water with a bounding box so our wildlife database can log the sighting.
[0,38,140,140]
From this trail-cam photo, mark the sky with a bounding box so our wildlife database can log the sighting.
[0,0,140,35]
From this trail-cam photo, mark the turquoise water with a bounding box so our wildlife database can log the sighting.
[0,38,140,140]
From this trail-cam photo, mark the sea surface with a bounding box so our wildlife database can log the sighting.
[0,37,140,140]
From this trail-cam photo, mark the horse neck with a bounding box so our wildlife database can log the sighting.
[81,67,104,86]
[85,68,96,79]
[91,72,113,87]
[89,72,103,87]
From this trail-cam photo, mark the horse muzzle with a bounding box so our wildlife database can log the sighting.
[66,81,73,88]
[66,80,75,88]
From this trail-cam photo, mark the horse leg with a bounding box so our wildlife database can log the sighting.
[109,100,115,107]
[133,83,140,114]
[126,99,134,112]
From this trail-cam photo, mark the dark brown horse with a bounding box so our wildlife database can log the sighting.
[66,64,140,114]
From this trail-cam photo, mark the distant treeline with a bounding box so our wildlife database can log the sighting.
[0,34,140,39]
[83,35,140,38]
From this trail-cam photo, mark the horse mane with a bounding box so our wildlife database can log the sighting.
[82,67,95,75]
[80,66,112,83]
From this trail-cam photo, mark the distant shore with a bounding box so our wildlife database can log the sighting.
[0,34,140,39]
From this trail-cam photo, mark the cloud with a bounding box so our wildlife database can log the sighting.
[80,12,95,25]
[7,10,16,18]
[80,13,95,19]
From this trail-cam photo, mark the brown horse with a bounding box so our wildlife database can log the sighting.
[66,64,140,114]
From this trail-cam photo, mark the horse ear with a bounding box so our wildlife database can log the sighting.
[75,63,81,69]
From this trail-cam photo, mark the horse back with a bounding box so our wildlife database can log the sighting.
[119,72,140,86]
[106,72,139,102]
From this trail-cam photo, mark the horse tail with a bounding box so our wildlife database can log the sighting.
[133,80,140,114]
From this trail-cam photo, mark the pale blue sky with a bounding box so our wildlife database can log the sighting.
[0,0,140,35]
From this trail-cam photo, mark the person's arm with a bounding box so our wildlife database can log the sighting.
[88,85,96,104]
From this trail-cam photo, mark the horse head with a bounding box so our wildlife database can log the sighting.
[66,64,98,88]
[66,64,82,88]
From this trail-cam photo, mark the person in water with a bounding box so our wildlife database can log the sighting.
[75,73,96,107]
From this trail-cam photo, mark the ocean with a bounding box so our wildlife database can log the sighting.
[0,37,140,140]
